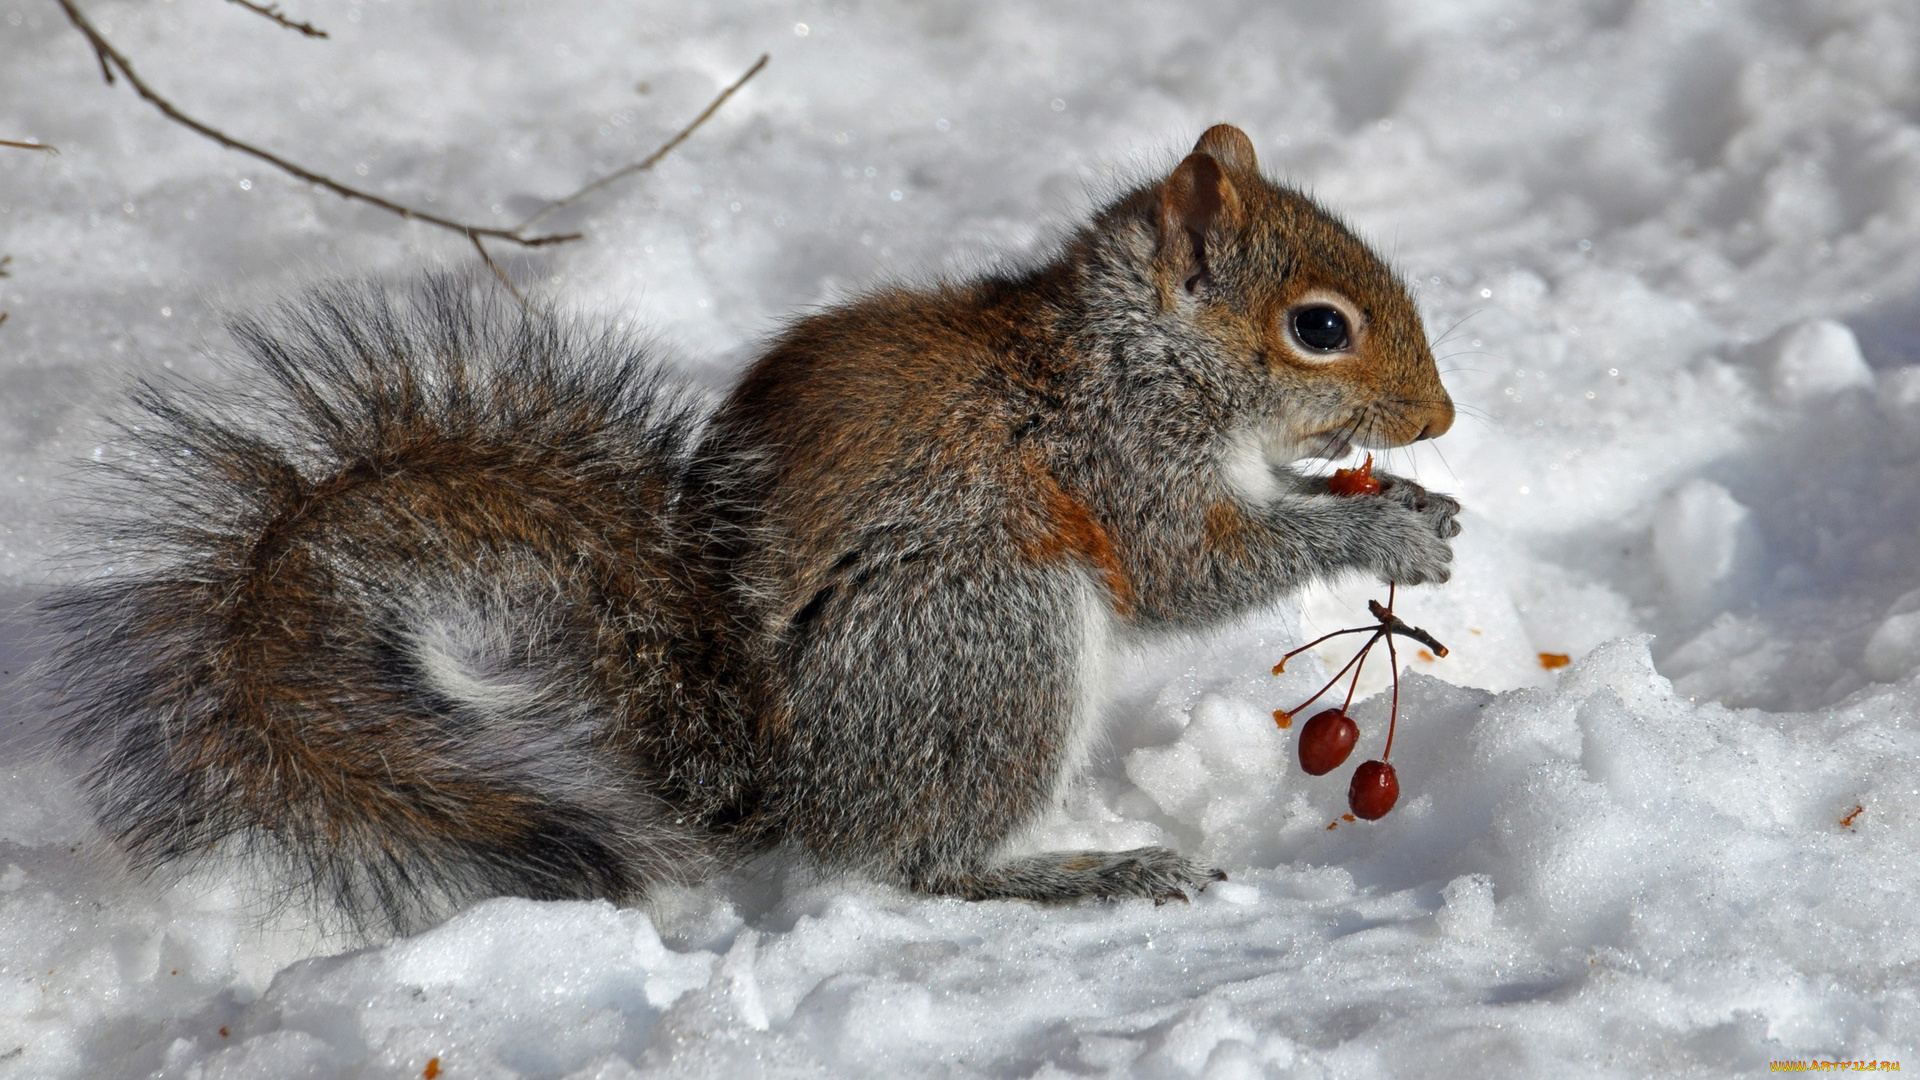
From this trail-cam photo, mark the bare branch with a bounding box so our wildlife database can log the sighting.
[53,0,579,248]
[223,0,327,39]
[468,234,527,308]
[89,30,115,84]
[1,139,58,153]
[516,53,769,233]
[52,0,763,297]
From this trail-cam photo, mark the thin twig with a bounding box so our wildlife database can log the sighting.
[469,234,526,307]
[1,139,58,153]
[223,0,327,39]
[53,0,578,248]
[89,32,115,84]
[516,53,769,233]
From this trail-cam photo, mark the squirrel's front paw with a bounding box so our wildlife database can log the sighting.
[1371,472,1461,585]
[1377,473,1463,538]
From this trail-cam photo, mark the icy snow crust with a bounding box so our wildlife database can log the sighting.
[6,0,1920,1076]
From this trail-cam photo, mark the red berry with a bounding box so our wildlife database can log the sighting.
[1325,453,1382,497]
[1297,708,1359,775]
[1348,759,1400,819]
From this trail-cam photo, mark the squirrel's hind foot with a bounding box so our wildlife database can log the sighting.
[927,847,1226,905]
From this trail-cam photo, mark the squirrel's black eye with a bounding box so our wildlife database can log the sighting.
[1292,306,1351,352]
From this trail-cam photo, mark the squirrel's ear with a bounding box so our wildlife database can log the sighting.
[1159,148,1244,293]
[1193,124,1258,174]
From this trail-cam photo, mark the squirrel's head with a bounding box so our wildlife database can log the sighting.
[1147,124,1452,458]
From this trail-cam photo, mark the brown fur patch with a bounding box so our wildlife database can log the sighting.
[1019,457,1136,617]
[1203,500,1249,560]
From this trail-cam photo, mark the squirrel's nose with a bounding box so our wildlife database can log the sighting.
[1413,400,1454,441]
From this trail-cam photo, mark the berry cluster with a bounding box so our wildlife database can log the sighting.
[1273,583,1447,820]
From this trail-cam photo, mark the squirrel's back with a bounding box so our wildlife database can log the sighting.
[44,280,749,931]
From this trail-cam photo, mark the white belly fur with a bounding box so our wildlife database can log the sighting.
[1049,572,1113,809]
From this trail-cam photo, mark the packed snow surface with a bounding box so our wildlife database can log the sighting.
[7,0,1920,1076]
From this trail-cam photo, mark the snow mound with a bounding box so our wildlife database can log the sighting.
[7,641,1918,1076]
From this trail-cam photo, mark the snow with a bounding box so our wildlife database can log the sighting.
[1650,477,1760,614]
[1762,319,1875,404]
[6,0,1920,1076]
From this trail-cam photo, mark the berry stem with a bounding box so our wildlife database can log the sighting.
[1383,615,1401,761]
[1341,634,1371,713]
[1271,626,1380,675]
[1276,581,1431,761]
[1285,628,1384,718]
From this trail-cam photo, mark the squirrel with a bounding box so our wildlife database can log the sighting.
[43,125,1459,932]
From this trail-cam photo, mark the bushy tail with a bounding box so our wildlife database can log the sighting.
[43,278,716,932]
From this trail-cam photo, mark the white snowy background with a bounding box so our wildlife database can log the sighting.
[5,0,1920,1076]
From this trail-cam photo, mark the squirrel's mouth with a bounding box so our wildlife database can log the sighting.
[1308,404,1435,453]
